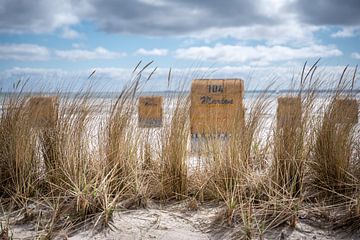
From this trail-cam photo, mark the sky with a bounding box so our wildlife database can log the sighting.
[0,0,360,92]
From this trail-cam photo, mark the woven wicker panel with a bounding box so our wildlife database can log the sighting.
[190,79,244,135]
[138,96,163,128]
[276,96,302,130]
[27,96,59,128]
[331,98,358,124]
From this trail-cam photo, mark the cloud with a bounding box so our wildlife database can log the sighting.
[0,0,298,44]
[85,0,275,35]
[1,67,73,80]
[1,0,359,43]
[82,0,360,43]
[351,52,360,60]
[331,27,360,38]
[0,0,80,33]
[82,0,317,44]
[186,23,319,45]
[0,43,49,61]
[0,67,93,92]
[0,0,279,37]
[61,27,82,39]
[175,44,342,65]
[55,47,126,60]
[291,0,360,26]
[135,48,168,56]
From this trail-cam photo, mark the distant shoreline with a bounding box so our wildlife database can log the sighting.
[1,88,359,98]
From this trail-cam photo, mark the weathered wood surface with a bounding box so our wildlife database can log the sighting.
[138,96,163,128]
[190,79,244,135]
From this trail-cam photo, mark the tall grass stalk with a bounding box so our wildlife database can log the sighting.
[0,90,38,202]
[160,94,189,200]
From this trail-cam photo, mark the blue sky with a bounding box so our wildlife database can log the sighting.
[0,0,360,91]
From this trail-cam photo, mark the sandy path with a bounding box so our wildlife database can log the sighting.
[69,203,221,240]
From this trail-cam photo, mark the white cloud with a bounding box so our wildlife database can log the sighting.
[1,67,73,80]
[0,44,49,61]
[186,23,321,45]
[92,67,132,79]
[331,27,360,38]
[175,44,342,65]
[55,47,126,60]
[0,0,80,34]
[135,48,168,56]
[137,0,168,7]
[351,52,360,59]
[61,27,81,39]
[71,43,84,48]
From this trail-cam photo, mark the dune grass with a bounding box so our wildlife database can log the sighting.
[0,62,360,239]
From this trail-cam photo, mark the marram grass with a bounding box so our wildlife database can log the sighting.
[0,62,360,239]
